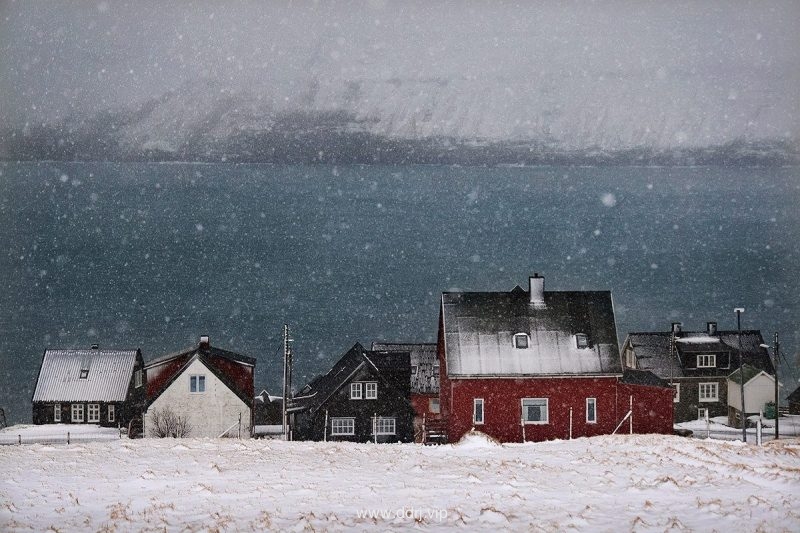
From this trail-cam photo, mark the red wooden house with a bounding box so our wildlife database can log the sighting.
[438,273,673,443]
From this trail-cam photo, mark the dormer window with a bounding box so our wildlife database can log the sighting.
[513,333,530,349]
[696,354,716,368]
[575,334,589,349]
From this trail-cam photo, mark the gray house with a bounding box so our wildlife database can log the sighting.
[32,345,146,431]
[621,322,774,423]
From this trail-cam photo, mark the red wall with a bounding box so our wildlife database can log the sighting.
[444,377,673,443]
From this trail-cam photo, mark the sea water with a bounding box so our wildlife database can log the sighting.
[1,161,798,423]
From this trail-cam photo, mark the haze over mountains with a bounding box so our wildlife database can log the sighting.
[1,1,798,165]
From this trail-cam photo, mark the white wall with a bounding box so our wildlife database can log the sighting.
[727,373,779,415]
[144,358,251,438]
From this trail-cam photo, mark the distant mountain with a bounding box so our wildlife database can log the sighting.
[2,80,797,166]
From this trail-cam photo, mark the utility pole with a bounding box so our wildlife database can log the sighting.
[282,324,293,441]
[774,332,780,440]
[735,308,746,443]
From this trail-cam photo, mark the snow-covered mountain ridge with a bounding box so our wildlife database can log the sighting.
[3,79,797,165]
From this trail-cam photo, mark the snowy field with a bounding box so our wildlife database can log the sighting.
[1,433,799,532]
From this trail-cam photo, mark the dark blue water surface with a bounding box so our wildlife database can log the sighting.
[1,162,798,423]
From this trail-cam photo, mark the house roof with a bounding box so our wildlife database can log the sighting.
[625,330,774,378]
[145,340,255,407]
[788,385,800,403]
[621,368,671,388]
[441,283,621,377]
[728,364,772,385]
[32,348,140,402]
[292,343,410,415]
[372,342,439,394]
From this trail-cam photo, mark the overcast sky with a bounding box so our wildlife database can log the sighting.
[1,1,798,146]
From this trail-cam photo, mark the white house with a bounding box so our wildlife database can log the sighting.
[143,336,255,438]
[727,364,781,426]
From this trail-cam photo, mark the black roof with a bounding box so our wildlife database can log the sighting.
[291,343,410,415]
[621,368,671,388]
[372,342,439,394]
[624,329,774,377]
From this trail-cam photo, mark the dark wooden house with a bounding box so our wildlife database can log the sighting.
[372,342,442,442]
[438,273,674,443]
[32,345,146,431]
[291,343,414,443]
[788,385,800,415]
[621,322,774,423]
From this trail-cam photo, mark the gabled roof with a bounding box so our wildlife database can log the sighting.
[727,364,773,385]
[621,368,671,388]
[372,342,439,394]
[292,343,410,415]
[625,330,774,378]
[32,348,141,402]
[441,282,621,377]
[145,340,255,407]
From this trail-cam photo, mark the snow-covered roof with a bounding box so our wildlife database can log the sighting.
[441,284,621,377]
[32,348,140,402]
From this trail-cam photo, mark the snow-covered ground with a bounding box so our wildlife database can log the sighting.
[0,424,122,445]
[1,433,798,531]
[676,414,800,443]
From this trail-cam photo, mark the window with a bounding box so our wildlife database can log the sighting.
[87,403,100,423]
[350,382,362,399]
[513,333,529,349]
[522,398,549,424]
[373,417,396,435]
[430,398,440,414]
[135,369,143,388]
[671,383,681,403]
[699,382,718,402]
[190,375,206,393]
[586,398,597,423]
[79,368,89,379]
[71,403,84,423]
[698,408,709,420]
[411,365,418,375]
[575,334,589,349]
[365,382,378,399]
[473,398,484,425]
[433,365,440,375]
[108,405,115,423]
[54,404,61,422]
[331,417,355,435]
[696,354,716,368]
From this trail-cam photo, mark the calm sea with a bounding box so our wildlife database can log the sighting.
[1,161,798,423]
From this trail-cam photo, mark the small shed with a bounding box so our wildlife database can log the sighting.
[727,364,780,427]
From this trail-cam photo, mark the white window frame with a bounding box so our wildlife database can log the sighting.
[575,334,589,349]
[698,382,718,402]
[696,354,716,368]
[365,382,378,399]
[87,403,100,423]
[522,398,549,424]
[513,333,530,349]
[586,397,597,424]
[430,398,440,414]
[190,374,206,393]
[108,404,115,423]
[671,383,681,403]
[350,382,362,399]
[135,369,143,388]
[411,365,418,375]
[71,403,84,423]
[698,408,709,420]
[331,417,355,436]
[473,398,484,425]
[54,404,61,422]
[373,417,396,435]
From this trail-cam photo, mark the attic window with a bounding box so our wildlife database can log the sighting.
[79,353,92,379]
[513,333,530,349]
[79,369,89,379]
[696,354,716,368]
[575,334,589,349]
